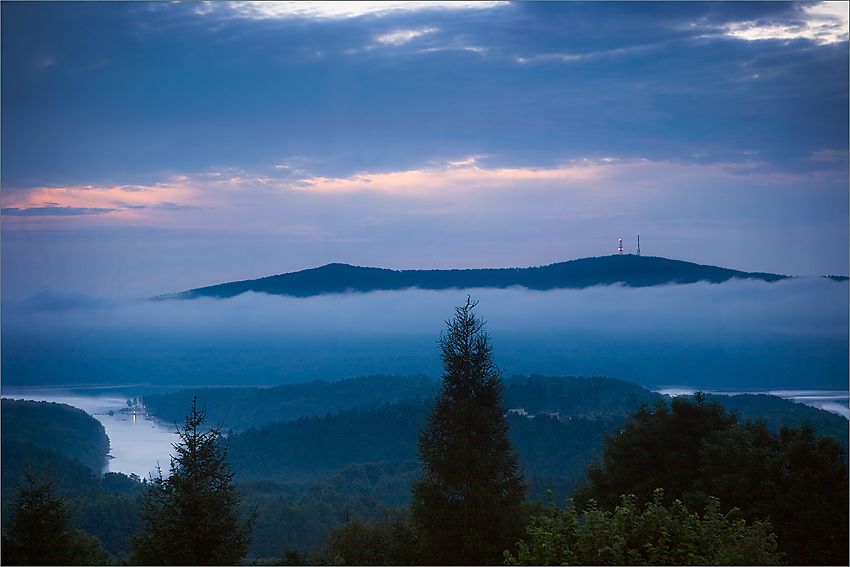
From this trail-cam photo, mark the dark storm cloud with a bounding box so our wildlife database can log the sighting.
[2,1,846,191]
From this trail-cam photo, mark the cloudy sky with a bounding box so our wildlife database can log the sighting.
[2,1,848,301]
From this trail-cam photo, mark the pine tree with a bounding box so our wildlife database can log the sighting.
[132,397,255,565]
[411,298,527,565]
[2,469,110,565]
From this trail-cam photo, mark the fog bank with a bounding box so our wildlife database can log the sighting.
[2,277,846,391]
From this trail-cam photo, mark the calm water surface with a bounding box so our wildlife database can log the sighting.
[2,387,178,479]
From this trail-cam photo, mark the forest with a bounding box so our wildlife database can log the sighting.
[1,399,111,480]
[2,317,848,564]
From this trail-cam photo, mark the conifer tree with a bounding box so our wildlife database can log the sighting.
[411,298,527,565]
[132,397,255,565]
[2,469,110,565]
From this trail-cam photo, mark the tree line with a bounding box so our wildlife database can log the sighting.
[142,372,659,434]
[2,299,847,564]
[2,399,110,474]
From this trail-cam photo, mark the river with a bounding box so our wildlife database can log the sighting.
[2,387,178,479]
[2,386,847,479]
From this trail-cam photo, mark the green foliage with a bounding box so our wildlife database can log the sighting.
[412,298,528,565]
[1,438,100,504]
[279,544,311,565]
[228,399,429,483]
[504,374,658,416]
[1,399,111,473]
[576,395,849,565]
[241,463,579,560]
[226,395,624,498]
[148,374,846,449]
[697,420,849,565]
[322,461,422,507]
[64,529,114,566]
[9,375,842,563]
[575,395,739,511]
[3,469,73,565]
[2,470,111,565]
[65,484,142,558]
[100,471,147,495]
[711,393,849,445]
[505,491,783,566]
[143,374,436,432]
[132,397,255,565]
[317,512,416,566]
[242,477,390,558]
[508,413,626,497]
[1,438,145,558]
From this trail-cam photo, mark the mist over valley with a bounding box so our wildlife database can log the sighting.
[3,261,847,392]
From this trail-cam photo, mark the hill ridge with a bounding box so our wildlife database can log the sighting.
[163,254,790,300]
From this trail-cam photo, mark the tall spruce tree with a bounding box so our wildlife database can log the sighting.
[411,298,527,565]
[2,469,110,565]
[132,397,255,565]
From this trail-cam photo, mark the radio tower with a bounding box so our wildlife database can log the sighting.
[618,238,624,254]
[636,234,641,256]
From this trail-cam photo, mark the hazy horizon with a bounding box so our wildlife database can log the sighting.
[2,2,847,398]
[3,277,846,392]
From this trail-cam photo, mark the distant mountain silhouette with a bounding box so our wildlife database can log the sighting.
[164,255,789,300]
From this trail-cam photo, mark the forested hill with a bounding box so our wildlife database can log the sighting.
[1,399,110,474]
[1,399,112,498]
[168,255,789,299]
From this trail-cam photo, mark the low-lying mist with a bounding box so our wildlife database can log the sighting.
[2,277,847,391]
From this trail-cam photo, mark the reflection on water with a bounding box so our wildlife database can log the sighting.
[1,387,178,479]
[654,388,850,419]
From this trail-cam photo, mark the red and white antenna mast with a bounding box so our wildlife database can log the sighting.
[636,234,640,256]
[618,238,623,254]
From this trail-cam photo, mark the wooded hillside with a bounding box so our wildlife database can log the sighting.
[170,255,789,299]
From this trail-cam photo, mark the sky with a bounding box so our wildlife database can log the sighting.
[2,1,848,302]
